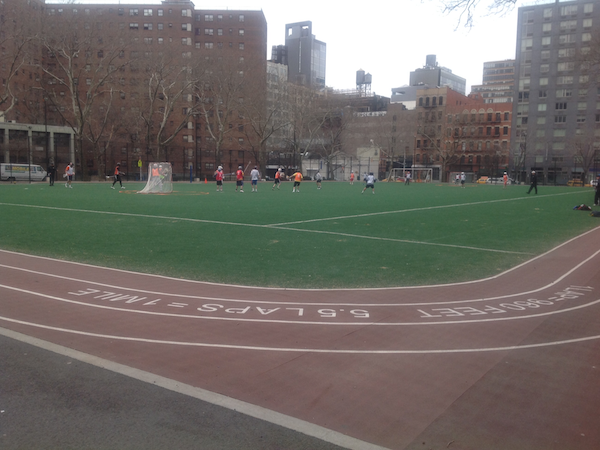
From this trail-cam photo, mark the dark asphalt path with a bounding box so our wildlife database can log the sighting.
[0,332,349,450]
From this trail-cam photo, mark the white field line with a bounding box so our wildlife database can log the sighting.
[0,226,599,293]
[0,195,567,255]
[268,191,584,226]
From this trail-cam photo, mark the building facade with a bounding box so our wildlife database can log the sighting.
[284,21,326,90]
[470,59,515,104]
[1,0,268,181]
[512,0,600,185]
[409,55,467,95]
[414,87,512,181]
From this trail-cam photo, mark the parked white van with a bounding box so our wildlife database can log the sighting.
[0,163,48,182]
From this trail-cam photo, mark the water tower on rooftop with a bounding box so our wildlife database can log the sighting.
[356,69,372,97]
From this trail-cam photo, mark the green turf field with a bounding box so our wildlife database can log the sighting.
[0,179,598,288]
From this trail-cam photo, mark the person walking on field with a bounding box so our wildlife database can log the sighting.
[503,171,508,189]
[272,168,283,190]
[235,165,244,192]
[291,170,303,192]
[527,170,538,194]
[65,162,74,188]
[315,170,322,189]
[250,166,260,192]
[362,172,376,194]
[594,175,599,206]
[404,171,411,185]
[460,172,466,188]
[111,163,125,189]
[47,162,56,186]
[350,172,355,185]
[214,165,224,192]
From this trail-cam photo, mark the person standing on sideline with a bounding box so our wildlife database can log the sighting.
[460,172,466,188]
[214,165,224,191]
[527,170,538,194]
[111,163,125,189]
[235,165,244,192]
[47,162,56,186]
[291,170,303,192]
[362,172,376,194]
[315,170,322,189]
[594,175,600,206]
[250,166,260,192]
[65,162,74,188]
[404,171,411,185]
[350,172,355,185]
[503,171,508,189]
[272,167,282,190]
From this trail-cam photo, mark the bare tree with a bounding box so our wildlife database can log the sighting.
[38,21,131,178]
[242,62,288,172]
[137,53,200,161]
[282,84,331,173]
[195,57,249,169]
[438,0,518,28]
[0,0,41,121]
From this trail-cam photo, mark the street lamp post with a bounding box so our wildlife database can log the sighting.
[27,126,32,184]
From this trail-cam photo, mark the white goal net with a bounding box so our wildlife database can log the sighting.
[138,162,173,194]
[388,168,433,183]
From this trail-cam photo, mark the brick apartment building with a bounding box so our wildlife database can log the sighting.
[0,0,267,180]
[414,86,512,181]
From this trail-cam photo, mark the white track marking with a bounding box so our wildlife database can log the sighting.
[0,247,599,307]
[0,283,598,326]
[0,315,599,354]
[0,225,599,294]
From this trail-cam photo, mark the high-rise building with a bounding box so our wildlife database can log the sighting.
[512,0,600,185]
[0,0,268,181]
[284,21,326,90]
[470,60,515,104]
[409,55,466,95]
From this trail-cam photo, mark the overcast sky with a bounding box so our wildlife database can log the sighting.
[54,0,526,96]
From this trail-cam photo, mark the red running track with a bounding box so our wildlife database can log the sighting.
[1,226,600,449]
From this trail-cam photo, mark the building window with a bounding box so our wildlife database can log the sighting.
[239,14,245,22]
[158,9,163,16]
[205,14,213,21]
[129,23,138,30]
[143,9,152,16]
[205,28,214,35]
[204,43,213,49]
[239,43,244,50]
[555,102,567,110]
[129,8,139,16]
[158,23,163,30]
[144,23,152,30]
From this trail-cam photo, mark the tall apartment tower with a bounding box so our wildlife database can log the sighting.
[512,0,600,184]
[284,21,326,90]
[470,60,515,104]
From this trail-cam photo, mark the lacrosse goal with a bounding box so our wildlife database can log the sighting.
[138,162,173,194]
[388,168,433,183]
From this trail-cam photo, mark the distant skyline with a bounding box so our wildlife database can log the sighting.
[52,0,526,96]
